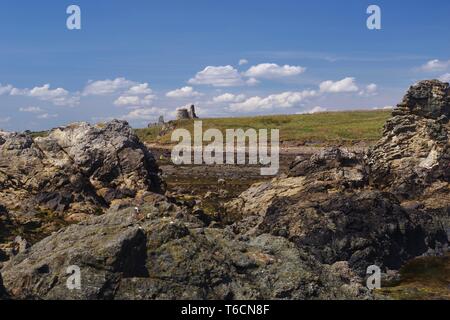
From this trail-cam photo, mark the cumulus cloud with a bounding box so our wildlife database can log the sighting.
[359,83,378,96]
[121,107,167,121]
[166,86,202,98]
[373,105,394,110]
[11,84,79,106]
[212,93,246,103]
[439,73,450,82]
[305,106,328,114]
[229,90,318,112]
[320,77,359,93]
[244,63,306,79]
[420,59,450,72]
[19,106,44,113]
[83,78,136,96]
[37,113,58,119]
[0,84,13,95]
[246,78,260,86]
[188,66,245,87]
[239,59,249,66]
[114,94,154,107]
[126,83,153,95]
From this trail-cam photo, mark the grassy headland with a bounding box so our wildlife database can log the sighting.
[135,110,391,145]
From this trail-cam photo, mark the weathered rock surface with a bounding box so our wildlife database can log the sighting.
[1,80,449,300]
[226,80,449,276]
[366,80,450,229]
[227,159,446,275]
[0,120,162,217]
[0,196,370,300]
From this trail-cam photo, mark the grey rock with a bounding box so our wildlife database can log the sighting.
[0,120,162,218]
[367,80,450,228]
[226,80,449,277]
[0,200,370,300]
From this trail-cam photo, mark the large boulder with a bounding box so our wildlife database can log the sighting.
[367,80,450,200]
[226,80,449,276]
[367,80,450,232]
[227,155,446,275]
[0,196,370,300]
[393,80,450,119]
[0,120,162,217]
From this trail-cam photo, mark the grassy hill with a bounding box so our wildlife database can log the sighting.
[135,110,392,145]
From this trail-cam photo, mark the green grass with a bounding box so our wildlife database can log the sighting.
[29,130,49,138]
[135,110,391,145]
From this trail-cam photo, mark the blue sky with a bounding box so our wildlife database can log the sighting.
[0,0,449,131]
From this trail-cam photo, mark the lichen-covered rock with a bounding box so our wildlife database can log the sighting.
[226,80,449,277]
[0,200,370,300]
[289,147,367,188]
[366,80,450,230]
[0,120,162,217]
[227,177,446,276]
[392,80,450,119]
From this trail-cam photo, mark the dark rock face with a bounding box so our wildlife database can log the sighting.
[393,80,450,119]
[227,80,449,277]
[366,81,450,230]
[0,197,370,300]
[227,172,446,276]
[0,120,162,217]
[1,81,448,300]
[289,147,367,188]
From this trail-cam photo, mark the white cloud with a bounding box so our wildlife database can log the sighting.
[121,107,167,121]
[373,105,394,110]
[239,59,249,66]
[11,84,79,106]
[359,83,378,96]
[0,84,13,95]
[213,93,246,103]
[126,83,152,95]
[244,63,306,79]
[0,117,11,123]
[305,106,328,114]
[246,77,260,86]
[320,77,359,93]
[19,106,44,113]
[83,77,135,96]
[420,59,450,72]
[188,65,245,87]
[114,94,154,107]
[37,113,58,119]
[166,86,202,98]
[114,96,140,106]
[439,73,450,82]
[229,90,318,112]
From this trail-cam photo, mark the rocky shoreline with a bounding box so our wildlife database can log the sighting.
[0,80,449,300]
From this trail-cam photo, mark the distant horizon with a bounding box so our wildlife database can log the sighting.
[1,0,449,131]
[0,108,395,133]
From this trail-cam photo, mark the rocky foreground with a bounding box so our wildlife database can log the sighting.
[0,80,449,300]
